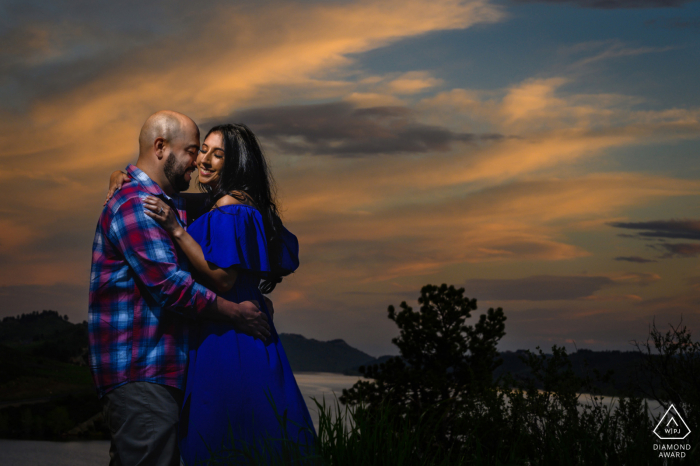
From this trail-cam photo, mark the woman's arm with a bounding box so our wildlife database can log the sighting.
[143,196,238,294]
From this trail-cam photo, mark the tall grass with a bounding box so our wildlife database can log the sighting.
[199,387,695,465]
[197,390,470,465]
[308,390,693,465]
[311,394,468,466]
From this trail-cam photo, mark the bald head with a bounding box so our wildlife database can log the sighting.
[138,110,198,156]
[136,110,200,195]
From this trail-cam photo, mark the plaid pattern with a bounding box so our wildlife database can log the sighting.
[88,164,216,397]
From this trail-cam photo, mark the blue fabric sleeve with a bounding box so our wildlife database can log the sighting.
[188,205,299,275]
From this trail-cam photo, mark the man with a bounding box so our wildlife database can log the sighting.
[88,110,269,465]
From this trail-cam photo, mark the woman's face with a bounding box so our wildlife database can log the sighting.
[197,132,225,188]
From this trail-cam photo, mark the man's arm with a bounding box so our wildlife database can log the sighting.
[107,196,269,339]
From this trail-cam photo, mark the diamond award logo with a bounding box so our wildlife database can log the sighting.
[654,404,691,440]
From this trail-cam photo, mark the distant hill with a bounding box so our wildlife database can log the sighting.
[0,312,101,440]
[0,311,93,403]
[1,310,89,365]
[340,349,649,396]
[342,354,397,375]
[495,349,647,395]
[0,311,653,397]
[278,333,383,373]
[0,310,75,345]
[0,344,93,402]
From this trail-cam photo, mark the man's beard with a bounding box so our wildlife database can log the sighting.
[164,152,191,192]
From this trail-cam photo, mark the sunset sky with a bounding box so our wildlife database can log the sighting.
[1,0,699,356]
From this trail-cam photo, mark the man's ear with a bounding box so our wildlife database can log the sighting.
[154,137,167,160]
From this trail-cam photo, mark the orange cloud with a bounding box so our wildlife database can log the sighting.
[387,71,444,95]
[1,0,698,350]
[0,0,504,167]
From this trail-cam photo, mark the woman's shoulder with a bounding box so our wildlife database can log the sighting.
[188,196,299,275]
[187,205,298,275]
[213,191,257,210]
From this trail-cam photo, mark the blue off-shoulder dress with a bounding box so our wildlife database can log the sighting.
[179,204,317,465]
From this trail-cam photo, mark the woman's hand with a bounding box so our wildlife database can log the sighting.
[143,196,184,236]
[143,197,239,293]
[105,171,131,205]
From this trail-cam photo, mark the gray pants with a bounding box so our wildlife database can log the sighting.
[102,382,183,466]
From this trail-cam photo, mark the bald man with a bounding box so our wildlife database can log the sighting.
[88,111,270,466]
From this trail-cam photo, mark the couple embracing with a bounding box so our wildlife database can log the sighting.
[88,110,316,465]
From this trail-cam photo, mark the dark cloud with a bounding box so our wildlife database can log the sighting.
[686,276,700,288]
[510,0,697,8]
[614,256,657,263]
[645,17,700,29]
[608,219,700,240]
[463,275,614,301]
[0,0,228,111]
[300,236,441,276]
[210,102,503,157]
[611,220,700,259]
[499,305,693,351]
[649,243,700,258]
[344,290,419,298]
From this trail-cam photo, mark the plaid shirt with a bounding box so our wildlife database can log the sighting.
[88,164,216,397]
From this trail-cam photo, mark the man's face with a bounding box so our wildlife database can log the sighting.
[163,124,200,192]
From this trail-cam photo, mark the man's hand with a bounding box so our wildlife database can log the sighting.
[231,300,271,342]
[209,297,270,341]
[263,296,274,321]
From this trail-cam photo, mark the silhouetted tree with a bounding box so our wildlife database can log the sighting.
[633,318,700,439]
[340,284,506,449]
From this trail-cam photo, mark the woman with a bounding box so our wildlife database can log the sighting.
[109,124,316,464]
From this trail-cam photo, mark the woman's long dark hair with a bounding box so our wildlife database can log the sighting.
[198,123,286,294]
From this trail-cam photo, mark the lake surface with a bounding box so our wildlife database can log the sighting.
[0,440,112,466]
[0,372,363,466]
[0,372,667,465]
[295,372,364,430]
